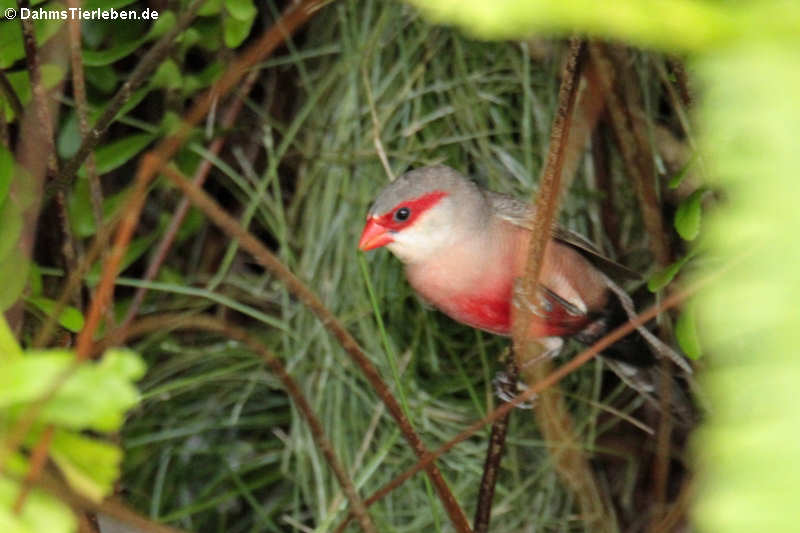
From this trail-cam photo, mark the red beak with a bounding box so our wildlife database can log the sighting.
[359,218,394,251]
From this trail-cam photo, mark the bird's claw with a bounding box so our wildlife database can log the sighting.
[492,371,536,409]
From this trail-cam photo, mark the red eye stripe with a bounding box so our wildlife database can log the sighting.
[375,191,448,231]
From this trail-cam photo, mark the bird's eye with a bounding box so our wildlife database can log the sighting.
[394,207,411,221]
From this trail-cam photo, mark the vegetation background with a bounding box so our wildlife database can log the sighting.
[1,0,798,532]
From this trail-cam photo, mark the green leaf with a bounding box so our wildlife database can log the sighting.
[84,65,118,95]
[0,144,12,206]
[675,302,702,359]
[0,348,145,431]
[81,34,150,67]
[0,10,63,69]
[0,196,22,263]
[148,9,176,39]
[93,133,156,174]
[50,430,122,502]
[56,112,81,159]
[0,478,76,533]
[111,85,152,123]
[186,19,223,51]
[67,176,98,238]
[225,0,257,21]
[197,0,223,16]
[152,60,183,90]
[224,15,256,48]
[674,187,706,241]
[27,297,85,333]
[28,262,43,297]
[0,350,73,407]
[0,251,29,311]
[0,64,65,122]
[224,0,257,47]
[648,253,691,292]
[668,156,695,189]
[0,315,22,361]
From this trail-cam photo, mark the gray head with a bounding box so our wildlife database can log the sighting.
[359,165,490,263]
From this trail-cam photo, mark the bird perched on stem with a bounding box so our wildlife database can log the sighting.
[359,165,687,371]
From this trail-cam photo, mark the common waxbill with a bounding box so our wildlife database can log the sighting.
[359,165,674,367]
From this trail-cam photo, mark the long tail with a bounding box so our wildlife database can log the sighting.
[574,277,690,373]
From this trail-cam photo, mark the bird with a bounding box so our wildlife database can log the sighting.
[358,165,679,369]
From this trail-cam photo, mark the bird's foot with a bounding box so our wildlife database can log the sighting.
[492,371,536,409]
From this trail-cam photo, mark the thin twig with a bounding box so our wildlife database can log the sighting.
[73,154,156,359]
[159,164,472,532]
[108,314,378,533]
[12,425,54,514]
[0,69,24,120]
[362,66,394,181]
[512,38,614,532]
[473,358,517,533]
[66,0,102,229]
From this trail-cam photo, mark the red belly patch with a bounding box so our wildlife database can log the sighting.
[446,289,590,338]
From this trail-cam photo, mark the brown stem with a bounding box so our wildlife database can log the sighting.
[66,0,103,317]
[65,0,100,224]
[108,314,378,533]
[17,0,58,176]
[511,38,614,532]
[159,164,472,532]
[12,425,54,514]
[74,154,156,360]
[473,358,517,533]
[18,0,79,311]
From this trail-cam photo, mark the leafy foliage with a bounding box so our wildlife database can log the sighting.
[0,318,145,533]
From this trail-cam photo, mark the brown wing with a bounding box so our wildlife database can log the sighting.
[483,190,641,281]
